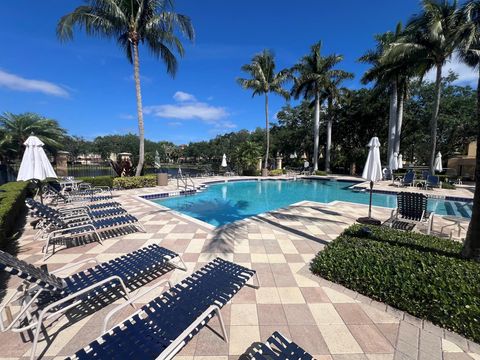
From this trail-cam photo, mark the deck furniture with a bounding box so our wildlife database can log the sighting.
[384,192,434,235]
[395,171,415,187]
[0,245,186,360]
[425,175,440,190]
[249,331,313,359]
[67,258,259,360]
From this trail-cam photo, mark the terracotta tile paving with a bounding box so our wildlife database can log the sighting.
[0,179,477,359]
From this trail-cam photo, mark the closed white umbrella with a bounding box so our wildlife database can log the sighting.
[398,154,403,169]
[359,137,382,223]
[17,136,57,181]
[154,150,161,170]
[434,152,443,172]
[221,154,227,168]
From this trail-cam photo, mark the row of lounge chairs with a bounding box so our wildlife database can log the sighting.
[394,170,440,189]
[0,246,311,359]
[26,198,145,260]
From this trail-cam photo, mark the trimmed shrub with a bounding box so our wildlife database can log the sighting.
[314,170,327,176]
[78,176,114,188]
[113,175,156,189]
[0,181,30,249]
[311,225,480,343]
[441,182,456,190]
[268,169,283,176]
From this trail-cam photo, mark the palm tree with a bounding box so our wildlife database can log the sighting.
[237,50,290,174]
[291,41,344,171]
[0,112,66,159]
[383,0,463,173]
[323,71,353,172]
[57,0,194,176]
[458,0,480,260]
[360,23,411,169]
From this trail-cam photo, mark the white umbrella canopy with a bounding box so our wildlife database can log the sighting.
[434,152,443,172]
[362,137,382,182]
[389,152,399,171]
[398,154,403,169]
[17,136,57,181]
[221,153,227,168]
[360,137,382,222]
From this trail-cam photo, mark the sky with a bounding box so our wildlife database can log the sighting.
[0,0,477,145]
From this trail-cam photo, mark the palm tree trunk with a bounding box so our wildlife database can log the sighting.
[387,81,398,171]
[429,64,442,174]
[133,42,145,177]
[325,96,333,173]
[264,93,269,172]
[394,86,404,154]
[461,68,480,261]
[313,91,320,171]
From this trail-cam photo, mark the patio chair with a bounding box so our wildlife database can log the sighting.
[44,182,112,204]
[425,175,440,190]
[0,245,186,360]
[249,331,313,359]
[421,170,431,180]
[383,192,434,234]
[27,198,127,221]
[395,170,415,187]
[66,258,259,360]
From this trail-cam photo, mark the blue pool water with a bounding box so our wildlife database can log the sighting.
[154,179,473,226]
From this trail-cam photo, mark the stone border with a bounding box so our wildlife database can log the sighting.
[312,274,480,354]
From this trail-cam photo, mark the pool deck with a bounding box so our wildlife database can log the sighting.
[0,175,477,359]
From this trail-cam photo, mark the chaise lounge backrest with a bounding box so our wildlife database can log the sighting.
[0,250,66,292]
[397,192,428,221]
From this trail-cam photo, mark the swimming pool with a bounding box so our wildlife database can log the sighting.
[153,179,473,226]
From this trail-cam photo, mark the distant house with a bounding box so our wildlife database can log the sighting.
[75,153,103,165]
[447,141,477,180]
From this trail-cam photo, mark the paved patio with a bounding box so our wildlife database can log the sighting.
[0,178,477,359]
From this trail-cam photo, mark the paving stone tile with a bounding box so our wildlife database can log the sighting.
[309,303,344,325]
[277,287,305,304]
[283,304,316,325]
[257,304,288,325]
[349,325,394,353]
[230,304,258,326]
[335,303,373,325]
[228,326,260,355]
[288,325,330,355]
[319,324,363,354]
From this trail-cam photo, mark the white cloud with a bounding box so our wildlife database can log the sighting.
[145,102,228,121]
[167,121,183,127]
[173,91,197,102]
[119,113,135,120]
[424,55,477,85]
[0,69,69,97]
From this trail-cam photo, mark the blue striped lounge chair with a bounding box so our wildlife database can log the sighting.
[66,258,259,360]
[0,245,186,360]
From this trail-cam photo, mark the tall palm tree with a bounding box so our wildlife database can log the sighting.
[291,42,344,171]
[237,50,290,174]
[360,23,411,169]
[0,112,66,159]
[383,0,463,173]
[459,0,480,260]
[57,0,194,176]
[323,71,353,172]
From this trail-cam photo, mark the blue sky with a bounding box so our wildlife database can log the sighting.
[0,0,475,144]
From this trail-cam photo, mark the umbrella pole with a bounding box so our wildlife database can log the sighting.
[368,180,373,218]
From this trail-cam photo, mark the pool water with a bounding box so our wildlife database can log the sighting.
[154,179,472,226]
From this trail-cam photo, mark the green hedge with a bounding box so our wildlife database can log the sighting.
[311,225,480,343]
[0,181,30,249]
[78,176,114,188]
[268,169,284,176]
[314,170,327,176]
[113,175,157,189]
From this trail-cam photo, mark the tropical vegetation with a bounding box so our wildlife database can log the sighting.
[311,224,480,342]
[237,50,290,173]
[57,0,194,176]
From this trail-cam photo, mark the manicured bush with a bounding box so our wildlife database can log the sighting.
[113,175,156,189]
[242,169,260,176]
[311,225,480,343]
[268,169,284,176]
[314,170,327,176]
[0,181,30,249]
[441,182,456,190]
[78,176,114,188]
